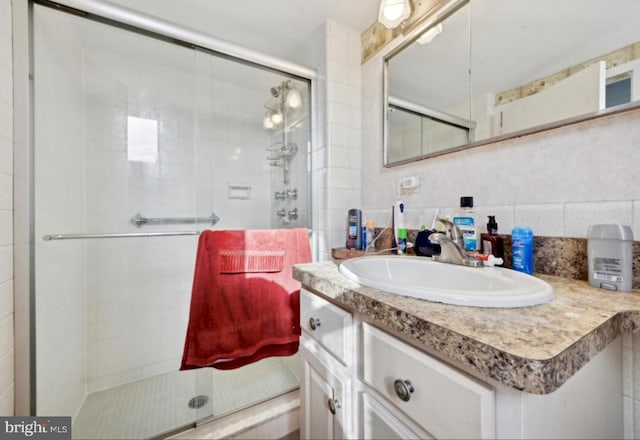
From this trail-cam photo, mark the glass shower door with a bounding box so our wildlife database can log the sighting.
[32,2,310,439]
[33,4,210,438]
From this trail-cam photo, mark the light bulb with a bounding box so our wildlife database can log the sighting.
[383,3,404,21]
[417,23,443,45]
[378,0,411,29]
[263,114,274,130]
[270,109,283,126]
[285,88,302,109]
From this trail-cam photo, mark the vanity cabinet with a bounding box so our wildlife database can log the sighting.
[301,347,350,439]
[299,287,623,439]
[300,289,354,438]
[361,323,495,439]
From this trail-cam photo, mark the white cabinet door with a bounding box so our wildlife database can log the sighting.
[301,339,351,439]
[308,366,336,440]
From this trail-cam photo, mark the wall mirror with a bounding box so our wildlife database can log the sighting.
[384,0,640,166]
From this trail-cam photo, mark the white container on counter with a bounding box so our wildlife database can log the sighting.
[587,224,633,292]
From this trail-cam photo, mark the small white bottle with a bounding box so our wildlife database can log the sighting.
[453,196,477,252]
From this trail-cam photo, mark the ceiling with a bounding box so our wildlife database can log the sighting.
[106,0,381,60]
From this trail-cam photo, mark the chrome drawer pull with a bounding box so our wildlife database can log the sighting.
[328,398,341,415]
[394,379,415,402]
[309,317,321,330]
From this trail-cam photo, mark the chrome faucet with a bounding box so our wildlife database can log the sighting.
[429,218,483,268]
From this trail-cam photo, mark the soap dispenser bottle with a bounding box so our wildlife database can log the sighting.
[480,215,504,265]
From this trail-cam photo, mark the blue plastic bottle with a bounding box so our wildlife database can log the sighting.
[511,226,534,274]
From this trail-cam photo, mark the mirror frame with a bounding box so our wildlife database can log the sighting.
[383,0,640,167]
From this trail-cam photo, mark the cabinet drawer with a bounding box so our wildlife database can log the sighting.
[300,289,353,366]
[362,323,495,439]
[360,392,433,440]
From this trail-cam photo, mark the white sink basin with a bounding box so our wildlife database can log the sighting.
[338,256,554,308]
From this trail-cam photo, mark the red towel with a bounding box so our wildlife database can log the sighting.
[180,228,311,370]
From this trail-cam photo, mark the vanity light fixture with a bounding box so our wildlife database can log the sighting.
[378,0,411,29]
[416,23,443,45]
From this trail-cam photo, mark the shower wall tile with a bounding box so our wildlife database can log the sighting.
[0,212,11,246]
[0,173,10,212]
[322,21,362,251]
[0,384,12,416]
[0,137,10,176]
[0,65,10,108]
[0,281,11,322]
[0,101,11,142]
[0,349,13,401]
[0,0,10,39]
[0,245,10,292]
[0,314,13,360]
[0,28,10,72]
[82,45,290,390]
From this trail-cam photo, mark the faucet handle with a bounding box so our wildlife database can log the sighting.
[436,217,463,245]
[428,232,446,244]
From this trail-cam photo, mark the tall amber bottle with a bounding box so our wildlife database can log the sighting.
[480,216,504,265]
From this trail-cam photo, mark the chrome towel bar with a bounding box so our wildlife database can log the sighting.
[42,231,201,241]
[130,212,220,228]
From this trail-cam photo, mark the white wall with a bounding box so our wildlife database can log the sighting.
[297,21,362,260]
[0,0,13,417]
[362,30,640,439]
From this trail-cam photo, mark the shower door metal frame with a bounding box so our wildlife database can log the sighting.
[13,0,317,416]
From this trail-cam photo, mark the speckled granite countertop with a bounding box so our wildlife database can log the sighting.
[293,260,640,395]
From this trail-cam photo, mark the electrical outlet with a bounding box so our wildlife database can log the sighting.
[400,176,419,190]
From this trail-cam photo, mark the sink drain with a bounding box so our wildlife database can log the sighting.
[188,395,209,409]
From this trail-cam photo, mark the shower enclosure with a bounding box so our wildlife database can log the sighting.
[20,1,312,438]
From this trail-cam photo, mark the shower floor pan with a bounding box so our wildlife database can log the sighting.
[72,356,300,439]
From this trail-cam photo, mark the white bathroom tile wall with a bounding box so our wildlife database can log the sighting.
[0,137,10,176]
[632,201,640,241]
[310,20,362,254]
[0,0,10,39]
[295,24,327,259]
[0,27,10,72]
[513,204,564,237]
[0,349,12,404]
[564,201,633,238]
